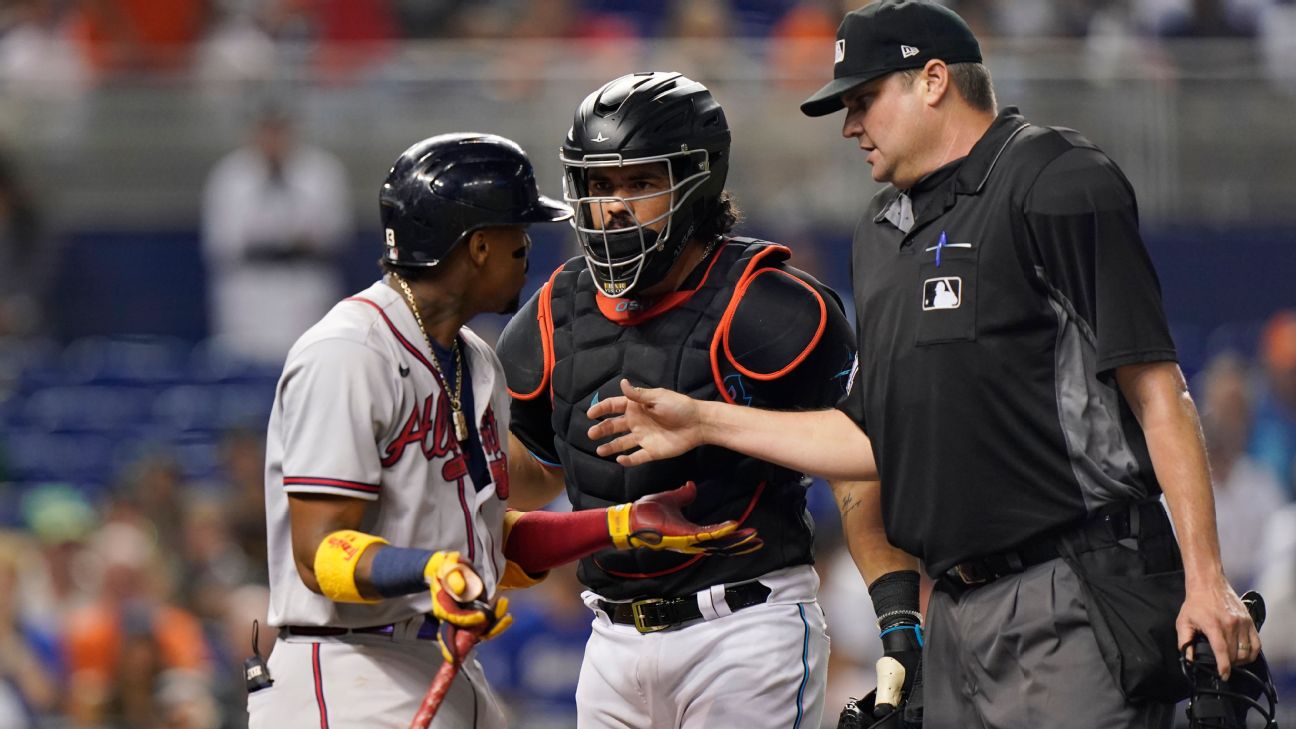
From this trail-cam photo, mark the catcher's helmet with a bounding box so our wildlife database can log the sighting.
[561,71,731,297]
[380,133,570,268]
[1182,591,1279,729]
[837,690,915,729]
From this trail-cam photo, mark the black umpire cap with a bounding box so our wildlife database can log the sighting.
[800,0,982,117]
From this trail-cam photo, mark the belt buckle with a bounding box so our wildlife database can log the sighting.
[954,562,987,585]
[631,598,668,634]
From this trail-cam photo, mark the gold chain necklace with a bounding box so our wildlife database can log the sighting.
[392,274,469,443]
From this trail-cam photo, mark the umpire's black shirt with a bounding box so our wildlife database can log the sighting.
[839,107,1178,576]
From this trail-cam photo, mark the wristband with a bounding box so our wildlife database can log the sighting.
[607,503,633,550]
[313,530,388,603]
[875,609,924,628]
[880,623,925,647]
[369,546,438,598]
[868,569,921,629]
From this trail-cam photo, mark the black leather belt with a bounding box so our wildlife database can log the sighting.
[598,581,772,634]
[944,500,1169,590]
[283,615,439,641]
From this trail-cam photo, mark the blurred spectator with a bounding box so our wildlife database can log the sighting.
[1250,310,1296,500]
[201,105,352,365]
[177,498,253,729]
[178,498,255,620]
[195,1,277,99]
[1254,501,1296,673]
[1195,353,1285,589]
[214,427,269,581]
[946,0,1009,37]
[309,0,398,82]
[0,531,60,729]
[70,0,205,76]
[0,0,91,103]
[1259,0,1296,91]
[154,668,220,729]
[661,0,735,78]
[18,484,97,632]
[767,0,836,91]
[106,454,191,560]
[388,0,475,38]
[1158,0,1258,36]
[0,154,56,340]
[579,0,667,37]
[64,521,214,728]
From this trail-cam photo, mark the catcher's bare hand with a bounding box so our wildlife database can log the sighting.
[587,379,705,466]
[608,481,762,556]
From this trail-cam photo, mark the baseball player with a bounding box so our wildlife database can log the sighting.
[249,133,757,729]
[495,72,859,728]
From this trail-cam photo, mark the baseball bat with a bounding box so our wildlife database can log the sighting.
[872,656,906,718]
[408,563,487,729]
[408,628,478,729]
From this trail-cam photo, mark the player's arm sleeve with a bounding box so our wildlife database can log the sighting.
[723,266,858,410]
[836,352,866,432]
[1024,146,1177,377]
[279,337,397,500]
[497,289,561,465]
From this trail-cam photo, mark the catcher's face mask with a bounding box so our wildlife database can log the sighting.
[561,149,712,298]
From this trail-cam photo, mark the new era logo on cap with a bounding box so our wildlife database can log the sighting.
[901,44,920,58]
[835,39,846,63]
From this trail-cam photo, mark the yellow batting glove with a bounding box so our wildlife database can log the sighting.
[425,551,489,628]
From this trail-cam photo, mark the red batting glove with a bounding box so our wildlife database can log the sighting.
[607,481,763,556]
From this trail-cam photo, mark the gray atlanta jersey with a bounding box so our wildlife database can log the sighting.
[264,280,510,628]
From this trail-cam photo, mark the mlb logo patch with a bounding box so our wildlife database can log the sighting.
[835,39,846,63]
[923,277,962,310]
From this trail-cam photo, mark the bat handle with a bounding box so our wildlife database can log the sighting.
[873,656,907,718]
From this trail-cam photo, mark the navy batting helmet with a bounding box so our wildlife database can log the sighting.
[380,133,570,268]
[561,72,731,297]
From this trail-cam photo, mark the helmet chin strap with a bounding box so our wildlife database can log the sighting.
[591,218,698,298]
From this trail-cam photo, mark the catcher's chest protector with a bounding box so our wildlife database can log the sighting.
[543,240,813,597]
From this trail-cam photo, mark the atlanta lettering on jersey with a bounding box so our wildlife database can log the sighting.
[381,391,509,498]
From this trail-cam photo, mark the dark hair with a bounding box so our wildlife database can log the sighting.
[900,62,996,113]
[693,191,741,242]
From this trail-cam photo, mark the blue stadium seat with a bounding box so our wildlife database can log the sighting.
[4,429,116,482]
[189,338,284,385]
[59,335,191,386]
[21,385,153,431]
[152,384,222,431]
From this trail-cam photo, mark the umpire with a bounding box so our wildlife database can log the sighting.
[587,1,1262,727]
